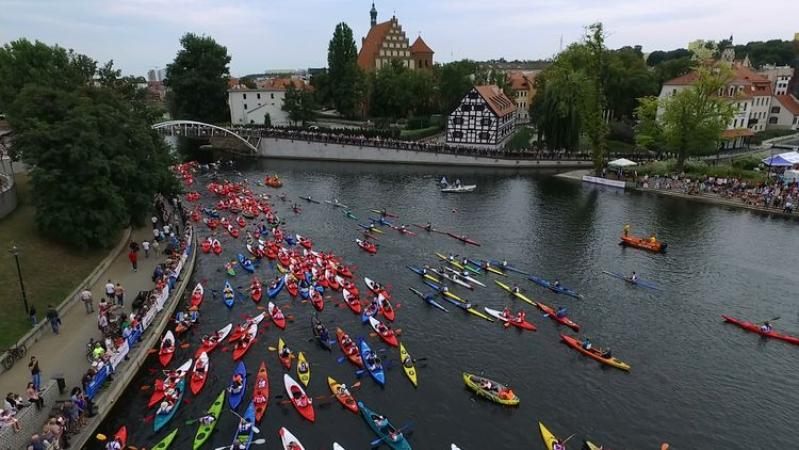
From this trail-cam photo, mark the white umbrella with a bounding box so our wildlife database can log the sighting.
[608,158,638,168]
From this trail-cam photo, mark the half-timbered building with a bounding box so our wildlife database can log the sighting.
[446,85,517,150]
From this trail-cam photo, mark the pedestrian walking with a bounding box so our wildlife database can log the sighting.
[142,240,151,258]
[45,305,60,335]
[79,287,93,314]
[152,226,161,242]
[115,283,125,306]
[151,215,159,229]
[28,356,41,391]
[29,305,37,326]
[105,280,115,300]
[128,250,138,272]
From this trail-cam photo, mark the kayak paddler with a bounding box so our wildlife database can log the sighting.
[512,285,521,294]
[761,321,773,333]
[106,436,123,450]
[198,414,215,426]
[582,337,592,350]
[601,347,612,359]
[623,223,630,237]
[502,307,511,319]
[515,311,526,322]
[425,222,432,231]
[552,279,561,288]
[629,271,638,282]
[556,306,568,318]
[649,234,657,244]
[501,259,508,268]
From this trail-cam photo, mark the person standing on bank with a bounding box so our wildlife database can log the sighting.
[105,280,115,300]
[45,305,60,334]
[115,283,125,307]
[29,356,41,391]
[128,249,138,272]
[79,287,93,314]
[29,305,37,326]
[141,239,151,258]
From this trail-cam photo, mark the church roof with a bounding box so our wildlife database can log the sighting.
[475,85,517,117]
[358,20,393,70]
[410,36,433,54]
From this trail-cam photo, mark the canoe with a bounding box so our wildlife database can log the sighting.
[446,232,480,246]
[232,323,258,361]
[189,352,209,395]
[602,271,661,290]
[483,307,536,331]
[148,358,192,407]
[359,338,385,386]
[238,253,256,273]
[444,267,485,287]
[462,372,519,406]
[268,302,286,329]
[620,235,667,253]
[190,283,204,307]
[358,401,412,450]
[536,301,580,331]
[267,276,285,298]
[252,361,269,423]
[494,280,536,306]
[399,343,418,387]
[441,184,476,193]
[560,334,631,371]
[539,422,561,450]
[228,361,247,410]
[111,425,127,449]
[528,274,582,299]
[279,427,306,450]
[296,352,311,386]
[153,378,185,432]
[277,337,293,369]
[193,390,224,450]
[250,276,263,302]
[408,287,448,312]
[195,324,230,358]
[152,428,178,450]
[230,402,256,450]
[223,280,235,308]
[328,376,358,413]
[312,315,333,351]
[159,330,176,367]
[722,315,799,345]
[342,288,363,314]
[284,373,315,422]
[336,328,363,368]
[369,316,399,347]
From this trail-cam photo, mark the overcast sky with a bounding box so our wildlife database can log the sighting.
[1,0,796,77]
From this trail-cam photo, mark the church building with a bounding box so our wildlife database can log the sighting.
[357,3,434,71]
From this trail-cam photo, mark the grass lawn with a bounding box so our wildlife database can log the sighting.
[0,173,108,349]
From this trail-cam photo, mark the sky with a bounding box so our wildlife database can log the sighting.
[1,0,797,77]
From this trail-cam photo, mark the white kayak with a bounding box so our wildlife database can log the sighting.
[444,267,485,287]
[279,427,305,450]
[441,184,476,193]
[431,269,473,289]
[333,444,346,450]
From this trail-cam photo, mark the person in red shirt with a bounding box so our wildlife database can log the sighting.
[128,250,138,272]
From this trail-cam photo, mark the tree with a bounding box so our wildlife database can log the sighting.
[604,46,658,120]
[164,33,231,123]
[531,66,586,152]
[654,57,694,85]
[282,86,316,126]
[327,23,364,118]
[437,60,479,114]
[646,48,692,66]
[633,96,663,154]
[581,23,609,174]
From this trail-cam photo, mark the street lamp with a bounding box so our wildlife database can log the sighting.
[9,244,30,315]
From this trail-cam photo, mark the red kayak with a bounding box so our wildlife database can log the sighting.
[356,238,377,254]
[536,302,580,331]
[268,301,286,329]
[195,323,232,358]
[229,313,266,342]
[212,239,222,255]
[201,238,212,254]
[227,225,239,239]
[336,327,363,368]
[253,362,269,423]
[110,426,127,449]
[232,323,258,360]
[722,315,799,345]
[369,316,398,347]
[237,216,246,228]
[286,277,299,297]
[250,277,263,303]
[284,374,314,422]
[190,283,204,307]
[447,232,481,246]
[342,288,362,314]
[189,352,209,395]
[484,307,536,331]
[158,331,176,367]
[337,266,353,278]
[378,294,395,322]
[148,358,192,407]
[310,289,324,311]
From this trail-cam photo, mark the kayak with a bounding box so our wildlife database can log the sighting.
[312,315,333,351]
[603,271,661,290]
[560,334,631,371]
[325,200,349,209]
[230,402,256,450]
[336,327,364,368]
[369,209,399,218]
[152,428,178,450]
[536,301,580,331]
[328,376,358,413]
[444,267,485,287]
[483,307,536,331]
[435,253,482,274]
[494,280,536,306]
[284,373,315,422]
[446,232,480,246]
[148,358,192,408]
[369,216,394,227]
[359,338,386,386]
[488,259,530,276]
[309,288,324,311]
[539,422,561,450]
[412,223,446,234]
[392,225,416,236]
[430,268,473,289]
[462,372,519,406]
[299,196,320,204]
[358,223,384,234]
[357,401,412,450]
[190,283,204,307]
[228,361,247,410]
[361,300,379,324]
[111,426,127,449]
[378,294,396,321]
[229,313,266,342]
[232,323,258,361]
[406,265,441,283]
[279,427,306,450]
[722,315,799,345]
[195,323,232,357]
[250,276,263,302]
[190,352,209,395]
[408,287,448,312]
[369,316,399,347]
[441,184,476,192]
[268,301,286,329]
[584,440,603,450]
[342,288,363,314]
[620,235,667,253]
[267,276,285,298]
[159,330,176,367]
[296,352,311,386]
[212,239,222,255]
[422,280,494,322]
[277,337,293,370]
[399,343,418,387]
[344,209,359,220]
[223,280,235,308]
[466,259,506,276]
[528,274,582,299]
[356,238,378,254]
[253,362,269,422]
[285,276,299,298]
[193,389,225,450]
[153,378,185,432]
[238,253,256,273]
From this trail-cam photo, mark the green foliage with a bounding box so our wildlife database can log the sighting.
[637,159,766,182]
[730,155,761,171]
[532,66,587,152]
[327,23,365,118]
[604,46,658,119]
[164,33,231,123]
[732,39,795,67]
[653,57,694,85]
[310,71,332,108]
[505,127,535,151]
[369,61,437,118]
[633,96,663,153]
[263,113,272,128]
[282,86,316,126]
[399,126,442,140]
[750,128,798,144]
[646,48,693,66]
[437,60,480,114]
[582,23,610,174]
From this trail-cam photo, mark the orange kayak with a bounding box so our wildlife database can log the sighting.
[620,235,667,253]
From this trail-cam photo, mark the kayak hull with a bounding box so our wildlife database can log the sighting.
[462,372,519,406]
[722,315,799,345]
[560,334,631,371]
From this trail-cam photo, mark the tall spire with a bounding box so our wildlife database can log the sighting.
[370,2,377,28]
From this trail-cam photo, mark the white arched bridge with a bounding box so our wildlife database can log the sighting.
[152,120,260,154]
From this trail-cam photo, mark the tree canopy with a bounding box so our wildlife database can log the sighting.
[282,86,316,126]
[164,33,231,123]
[327,23,365,118]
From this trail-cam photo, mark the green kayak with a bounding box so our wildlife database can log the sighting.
[153,428,178,449]
[193,389,225,450]
[358,401,412,450]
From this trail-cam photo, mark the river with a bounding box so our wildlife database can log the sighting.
[97,159,799,450]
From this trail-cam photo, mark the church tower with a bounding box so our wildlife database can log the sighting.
[370,2,377,28]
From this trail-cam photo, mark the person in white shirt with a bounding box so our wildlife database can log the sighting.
[104,280,115,300]
[79,288,93,314]
[141,240,151,258]
[163,224,170,235]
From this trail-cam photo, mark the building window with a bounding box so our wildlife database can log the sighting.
[452,131,463,139]
[771,106,780,114]
[769,117,778,124]
[468,92,478,99]
[244,103,248,109]
[742,102,747,111]
[256,93,261,99]
[478,132,490,141]
[243,93,247,99]
[271,93,275,99]
[453,117,463,125]
[462,105,472,112]
[474,105,484,112]
[481,118,492,126]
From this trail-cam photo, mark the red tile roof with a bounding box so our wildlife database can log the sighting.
[475,85,517,117]
[256,78,307,91]
[775,94,799,115]
[508,71,532,91]
[410,36,433,54]
[358,20,393,70]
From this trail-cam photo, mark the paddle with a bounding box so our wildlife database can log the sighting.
[759,316,781,324]
[212,438,266,450]
[369,420,414,447]
[228,409,260,434]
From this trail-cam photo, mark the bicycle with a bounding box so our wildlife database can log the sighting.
[1,343,27,370]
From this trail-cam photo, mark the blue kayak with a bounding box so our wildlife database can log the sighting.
[358,338,385,386]
[230,401,256,450]
[408,287,448,312]
[361,300,379,324]
[223,280,235,308]
[237,253,256,273]
[284,236,297,246]
[528,274,582,299]
[369,217,393,227]
[602,271,661,290]
[153,378,185,432]
[358,401,412,450]
[228,361,247,410]
[202,207,220,218]
[488,259,530,276]
[267,276,285,299]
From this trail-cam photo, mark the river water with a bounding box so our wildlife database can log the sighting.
[98,159,799,450]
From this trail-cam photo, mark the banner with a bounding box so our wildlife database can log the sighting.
[85,365,111,400]
[109,340,129,370]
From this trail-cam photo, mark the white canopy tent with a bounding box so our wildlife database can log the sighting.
[783,170,799,183]
[762,151,799,167]
[608,158,638,168]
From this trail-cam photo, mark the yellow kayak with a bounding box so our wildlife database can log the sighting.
[585,441,602,450]
[494,280,537,306]
[399,343,418,387]
[297,352,310,386]
[462,372,519,406]
[539,422,560,449]
[483,265,507,276]
[276,264,288,274]
[435,252,465,270]
[447,292,494,322]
